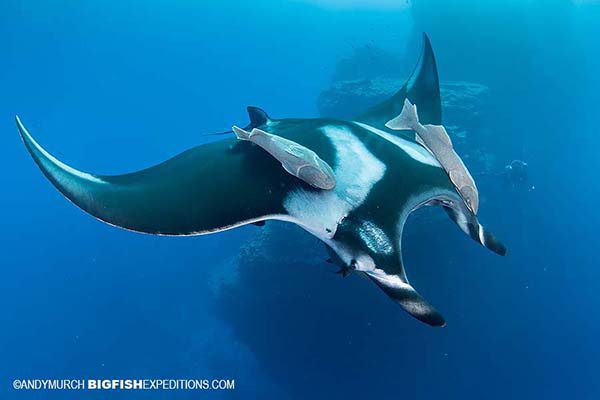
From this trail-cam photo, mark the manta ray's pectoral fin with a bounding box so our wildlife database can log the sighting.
[16,116,295,236]
[365,269,446,327]
[356,33,441,130]
[444,207,507,256]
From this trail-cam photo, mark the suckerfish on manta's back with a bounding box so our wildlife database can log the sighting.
[16,33,506,327]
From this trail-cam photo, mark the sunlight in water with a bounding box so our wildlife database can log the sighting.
[298,0,411,10]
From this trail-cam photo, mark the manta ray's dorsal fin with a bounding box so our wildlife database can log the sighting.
[246,106,271,129]
[232,126,336,190]
[204,106,272,136]
[355,33,441,130]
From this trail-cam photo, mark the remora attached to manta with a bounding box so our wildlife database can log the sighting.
[17,33,506,327]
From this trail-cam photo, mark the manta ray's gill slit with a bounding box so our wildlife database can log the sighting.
[282,125,385,240]
[353,121,441,168]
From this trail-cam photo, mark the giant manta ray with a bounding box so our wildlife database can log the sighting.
[17,34,505,326]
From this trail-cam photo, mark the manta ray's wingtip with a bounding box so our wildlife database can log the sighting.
[420,32,434,57]
[15,115,40,154]
[15,115,24,132]
[15,115,31,143]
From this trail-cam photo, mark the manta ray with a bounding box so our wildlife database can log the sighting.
[17,34,505,327]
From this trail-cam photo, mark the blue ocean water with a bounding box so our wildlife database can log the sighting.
[1,1,598,399]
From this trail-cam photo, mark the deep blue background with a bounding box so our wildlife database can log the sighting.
[1,1,599,398]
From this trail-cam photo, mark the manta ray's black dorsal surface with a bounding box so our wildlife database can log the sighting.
[17,33,505,327]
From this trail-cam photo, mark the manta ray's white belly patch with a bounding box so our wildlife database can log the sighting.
[353,121,441,168]
[283,125,386,239]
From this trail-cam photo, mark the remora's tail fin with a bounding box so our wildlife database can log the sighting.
[232,125,253,140]
[385,99,419,131]
[355,33,441,129]
[366,270,446,327]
